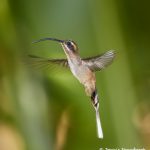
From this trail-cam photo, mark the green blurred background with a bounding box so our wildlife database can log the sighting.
[0,0,150,150]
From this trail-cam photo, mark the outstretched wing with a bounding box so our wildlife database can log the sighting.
[83,50,116,72]
[28,55,68,70]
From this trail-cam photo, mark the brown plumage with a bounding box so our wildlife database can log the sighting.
[30,38,116,138]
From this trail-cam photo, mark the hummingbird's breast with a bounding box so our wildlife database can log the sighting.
[68,58,96,94]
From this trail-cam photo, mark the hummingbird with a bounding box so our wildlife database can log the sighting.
[30,37,116,139]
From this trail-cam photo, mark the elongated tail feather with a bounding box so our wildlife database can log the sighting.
[91,90,103,139]
[95,105,103,139]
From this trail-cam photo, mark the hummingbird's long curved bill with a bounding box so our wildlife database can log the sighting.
[32,38,64,44]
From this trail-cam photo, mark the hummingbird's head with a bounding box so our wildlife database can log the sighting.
[61,40,78,55]
[32,37,79,56]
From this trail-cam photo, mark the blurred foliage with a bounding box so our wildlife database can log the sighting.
[0,0,150,150]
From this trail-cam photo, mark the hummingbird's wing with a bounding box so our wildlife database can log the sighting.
[28,55,68,70]
[83,50,116,71]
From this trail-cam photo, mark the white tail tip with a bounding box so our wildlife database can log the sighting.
[96,109,103,139]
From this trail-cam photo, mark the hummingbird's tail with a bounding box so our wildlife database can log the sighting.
[91,90,103,139]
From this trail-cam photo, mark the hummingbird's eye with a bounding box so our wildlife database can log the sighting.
[66,41,72,47]
[66,41,75,51]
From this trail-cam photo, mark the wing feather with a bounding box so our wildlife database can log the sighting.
[83,50,116,71]
[28,55,68,70]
